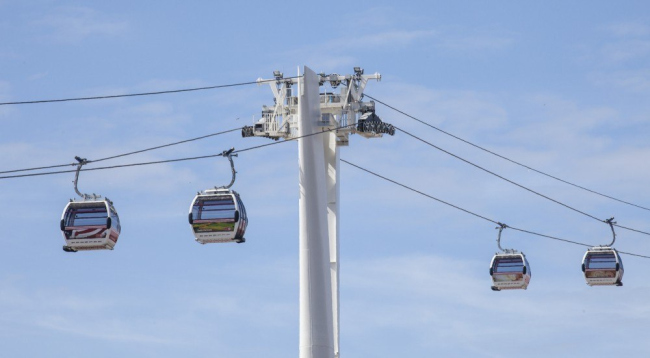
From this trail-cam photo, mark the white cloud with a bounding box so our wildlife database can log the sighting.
[0,280,174,344]
[0,268,292,347]
[591,22,650,64]
[276,30,435,72]
[436,33,514,51]
[0,50,20,60]
[607,22,650,37]
[328,30,437,50]
[601,40,650,63]
[35,315,182,345]
[591,68,650,93]
[27,72,48,81]
[34,6,127,43]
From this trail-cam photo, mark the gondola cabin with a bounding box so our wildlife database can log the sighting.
[189,189,248,244]
[489,252,531,291]
[582,247,623,286]
[60,199,121,252]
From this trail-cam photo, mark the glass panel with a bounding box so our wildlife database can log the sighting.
[494,257,524,273]
[193,196,236,221]
[237,196,246,220]
[618,254,624,271]
[192,221,235,233]
[109,207,121,233]
[66,206,107,227]
[192,195,235,233]
[235,196,248,239]
[585,253,617,270]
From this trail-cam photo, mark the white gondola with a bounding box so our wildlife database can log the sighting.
[489,223,531,291]
[189,189,248,244]
[490,252,531,291]
[61,198,121,252]
[60,157,121,252]
[582,247,623,286]
[581,218,623,286]
[189,148,248,244]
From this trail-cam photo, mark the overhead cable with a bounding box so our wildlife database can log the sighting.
[91,127,242,163]
[0,153,228,180]
[341,159,499,225]
[396,126,650,237]
[366,94,650,212]
[340,159,650,259]
[0,125,354,180]
[0,127,241,175]
[0,77,301,106]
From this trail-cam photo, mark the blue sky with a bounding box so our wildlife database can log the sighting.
[1,1,650,357]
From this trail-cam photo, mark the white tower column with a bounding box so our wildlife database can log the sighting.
[298,66,335,358]
[325,129,340,358]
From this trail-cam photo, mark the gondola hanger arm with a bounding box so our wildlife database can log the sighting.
[72,156,100,200]
[217,147,238,190]
[605,217,617,247]
[496,222,510,253]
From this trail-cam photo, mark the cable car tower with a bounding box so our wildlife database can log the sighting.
[243,66,394,358]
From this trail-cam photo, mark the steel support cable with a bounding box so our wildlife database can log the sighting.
[396,126,650,237]
[0,77,303,106]
[340,159,650,259]
[91,127,241,163]
[365,94,650,213]
[507,226,649,259]
[340,159,499,224]
[0,153,227,179]
[0,125,354,180]
[0,127,242,175]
